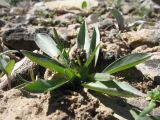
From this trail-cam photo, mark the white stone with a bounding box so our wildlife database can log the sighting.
[136,52,160,80]
[45,0,98,10]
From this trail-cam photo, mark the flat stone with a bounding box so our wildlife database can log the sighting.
[123,29,160,49]
[136,52,160,81]
[2,27,50,50]
[121,2,134,14]
[45,0,99,10]
[127,97,160,116]
[98,19,114,29]
[86,14,99,24]
[54,13,76,23]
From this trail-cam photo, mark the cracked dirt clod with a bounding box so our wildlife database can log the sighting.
[0,89,117,120]
[123,29,160,49]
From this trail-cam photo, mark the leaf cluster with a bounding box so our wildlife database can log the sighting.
[20,21,150,98]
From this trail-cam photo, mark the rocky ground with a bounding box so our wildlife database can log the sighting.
[0,0,160,120]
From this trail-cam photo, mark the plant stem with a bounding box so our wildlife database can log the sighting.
[139,100,156,117]
[6,75,11,89]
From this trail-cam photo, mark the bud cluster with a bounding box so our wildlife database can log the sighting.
[71,48,87,65]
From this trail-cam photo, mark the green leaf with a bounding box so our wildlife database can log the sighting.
[22,50,66,74]
[47,78,70,92]
[24,79,52,93]
[130,109,160,120]
[130,109,139,120]
[53,28,70,63]
[139,100,156,117]
[110,8,125,31]
[149,88,160,101]
[24,78,70,93]
[84,44,99,68]
[17,75,30,83]
[89,73,114,81]
[103,53,150,74]
[82,80,144,97]
[77,21,90,54]
[0,55,10,74]
[81,1,88,9]
[53,28,64,52]
[0,50,17,74]
[5,60,15,75]
[35,33,67,65]
[89,26,100,67]
[65,68,76,80]
[35,33,59,58]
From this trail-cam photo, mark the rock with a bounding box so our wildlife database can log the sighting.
[0,8,10,17]
[121,2,134,14]
[0,20,5,28]
[136,52,160,81]
[11,13,37,24]
[86,14,99,24]
[154,21,160,29]
[0,56,38,89]
[24,14,36,24]
[142,0,160,13]
[0,37,7,53]
[2,27,50,50]
[10,7,26,15]
[132,45,160,53]
[123,29,160,49]
[29,2,47,15]
[14,15,26,23]
[54,13,76,24]
[98,19,114,29]
[100,29,129,60]
[45,0,99,10]
[0,0,10,8]
[101,43,121,59]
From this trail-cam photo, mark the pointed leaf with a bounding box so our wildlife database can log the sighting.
[53,28,64,52]
[22,50,66,74]
[81,1,88,9]
[103,53,150,74]
[130,109,160,120]
[65,68,76,80]
[82,80,144,97]
[89,73,114,81]
[35,33,59,58]
[89,26,100,67]
[0,55,10,74]
[24,78,70,93]
[5,60,15,75]
[77,21,90,54]
[110,8,125,30]
[139,101,156,117]
[84,44,99,68]
[24,79,52,93]
[47,78,70,92]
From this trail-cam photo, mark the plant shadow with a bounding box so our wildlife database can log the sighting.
[46,88,136,119]
[90,90,134,120]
